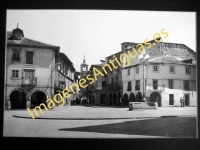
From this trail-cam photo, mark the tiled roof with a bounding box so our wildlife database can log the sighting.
[91,62,107,67]
[148,55,183,64]
[7,31,60,50]
[125,55,195,69]
[89,62,107,70]
[59,52,75,71]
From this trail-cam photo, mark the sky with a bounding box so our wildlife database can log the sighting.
[6,10,196,71]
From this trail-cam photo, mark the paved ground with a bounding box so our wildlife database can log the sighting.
[3,106,197,138]
[11,105,197,119]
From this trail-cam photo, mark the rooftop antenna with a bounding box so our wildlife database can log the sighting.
[17,23,19,28]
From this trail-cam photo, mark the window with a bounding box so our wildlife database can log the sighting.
[169,65,175,74]
[102,81,107,88]
[12,50,20,62]
[127,69,130,75]
[23,69,35,84]
[127,81,132,91]
[135,80,140,90]
[153,80,158,90]
[12,70,19,78]
[136,67,139,74]
[169,79,174,89]
[185,66,191,75]
[153,65,159,72]
[184,80,189,90]
[26,51,33,64]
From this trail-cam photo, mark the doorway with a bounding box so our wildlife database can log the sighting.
[10,90,26,109]
[184,94,190,106]
[150,92,162,107]
[169,94,174,105]
[31,91,46,108]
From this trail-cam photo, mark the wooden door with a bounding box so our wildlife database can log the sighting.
[169,94,174,105]
[185,94,190,106]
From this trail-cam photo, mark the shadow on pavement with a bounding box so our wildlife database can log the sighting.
[58,117,196,137]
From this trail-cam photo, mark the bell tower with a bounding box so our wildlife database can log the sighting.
[80,55,88,78]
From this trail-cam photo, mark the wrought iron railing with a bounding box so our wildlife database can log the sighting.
[146,84,165,91]
[21,77,37,85]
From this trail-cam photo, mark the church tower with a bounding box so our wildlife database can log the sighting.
[80,55,88,78]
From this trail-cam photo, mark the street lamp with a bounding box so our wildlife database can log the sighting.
[138,52,149,101]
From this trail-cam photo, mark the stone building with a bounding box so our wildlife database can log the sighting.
[121,40,196,107]
[5,27,66,109]
[104,53,123,106]
[54,52,77,106]
[89,61,108,106]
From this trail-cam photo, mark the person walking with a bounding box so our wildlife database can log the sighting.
[182,96,185,107]
[180,97,183,107]
[6,100,11,111]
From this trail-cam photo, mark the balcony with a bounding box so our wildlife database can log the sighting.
[21,77,37,92]
[21,77,37,85]
[54,80,66,91]
[146,84,165,91]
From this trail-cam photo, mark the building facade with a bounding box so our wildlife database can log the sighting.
[105,53,123,106]
[89,61,108,106]
[5,27,60,109]
[54,52,77,106]
[121,41,196,107]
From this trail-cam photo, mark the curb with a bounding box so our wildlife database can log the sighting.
[12,115,177,120]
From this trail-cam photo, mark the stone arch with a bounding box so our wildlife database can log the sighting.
[10,89,27,109]
[150,92,162,107]
[9,87,28,99]
[113,93,117,106]
[129,92,136,102]
[136,92,142,102]
[30,90,48,109]
[28,88,48,100]
[123,93,129,106]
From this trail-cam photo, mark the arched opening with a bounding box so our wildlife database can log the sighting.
[117,92,121,106]
[109,93,112,106]
[113,93,117,106]
[123,93,128,106]
[10,90,26,109]
[150,92,162,107]
[136,92,142,102]
[100,94,106,104]
[129,92,136,102]
[31,91,47,109]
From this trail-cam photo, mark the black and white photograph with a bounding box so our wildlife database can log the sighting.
[3,9,197,138]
